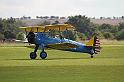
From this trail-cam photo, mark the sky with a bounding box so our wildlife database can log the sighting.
[0,0,124,18]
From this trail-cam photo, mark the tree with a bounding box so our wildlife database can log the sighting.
[16,32,24,40]
[4,31,16,39]
[0,17,24,40]
[0,18,4,33]
[66,15,92,37]
[118,23,124,31]
[0,33,4,40]
[62,30,76,40]
[116,29,124,40]
[110,25,118,33]
[94,31,104,39]
[122,16,124,19]
[103,32,114,39]
[76,32,86,40]
[99,23,112,32]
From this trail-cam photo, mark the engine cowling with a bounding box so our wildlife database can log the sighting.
[26,32,35,44]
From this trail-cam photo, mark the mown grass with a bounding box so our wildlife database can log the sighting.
[0,43,124,82]
[0,66,123,82]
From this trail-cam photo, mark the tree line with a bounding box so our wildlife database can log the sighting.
[0,15,124,41]
[66,15,124,40]
[0,17,24,40]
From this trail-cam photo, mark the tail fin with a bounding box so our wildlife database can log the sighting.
[86,36,101,54]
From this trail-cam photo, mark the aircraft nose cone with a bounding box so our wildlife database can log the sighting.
[26,32,35,44]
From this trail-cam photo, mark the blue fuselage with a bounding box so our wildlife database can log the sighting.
[34,33,93,54]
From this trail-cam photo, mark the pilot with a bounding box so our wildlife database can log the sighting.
[59,34,64,39]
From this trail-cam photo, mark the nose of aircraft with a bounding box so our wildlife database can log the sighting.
[26,32,35,44]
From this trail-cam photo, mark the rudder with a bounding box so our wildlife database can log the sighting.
[86,36,101,54]
[93,36,101,54]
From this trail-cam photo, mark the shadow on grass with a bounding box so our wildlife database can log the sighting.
[96,57,115,59]
[47,57,90,60]
[10,57,90,60]
[8,56,116,61]
[6,56,115,61]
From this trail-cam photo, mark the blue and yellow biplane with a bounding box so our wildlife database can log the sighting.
[19,24,101,59]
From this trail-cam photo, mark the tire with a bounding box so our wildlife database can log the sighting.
[91,53,94,58]
[91,55,93,58]
[30,52,37,59]
[40,51,47,59]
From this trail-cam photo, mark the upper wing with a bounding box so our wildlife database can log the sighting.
[19,24,75,32]
[47,43,78,50]
[19,26,44,32]
[44,24,75,32]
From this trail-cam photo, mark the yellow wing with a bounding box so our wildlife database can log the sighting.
[44,24,75,32]
[19,24,75,32]
[19,26,44,32]
[47,43,78,50]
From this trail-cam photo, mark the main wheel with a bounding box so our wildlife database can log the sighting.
[40,51,47,59]
[30,52,37,59]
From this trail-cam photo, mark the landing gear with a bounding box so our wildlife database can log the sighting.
[29,45,39,59]
[91,54,94,58]
[29,45,47,59]
[40,45,47,59]
[40,51,47,59]
[30,52,37,59]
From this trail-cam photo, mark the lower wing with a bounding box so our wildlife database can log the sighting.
[25,43,78,50]
[47,43,78,50]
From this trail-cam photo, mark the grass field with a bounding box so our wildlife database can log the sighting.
[0,43,124,82]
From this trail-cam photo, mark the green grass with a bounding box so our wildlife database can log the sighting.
[0,45,124,82]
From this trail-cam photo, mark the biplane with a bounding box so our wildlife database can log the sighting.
[19,24,101,59]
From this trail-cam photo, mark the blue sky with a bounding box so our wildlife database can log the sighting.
[0,0,124,18]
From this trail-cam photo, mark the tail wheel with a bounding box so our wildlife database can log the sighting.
[40,51,47,59]
[91,54,94,58]
[91,55,94,58]
[30,52,37,59]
